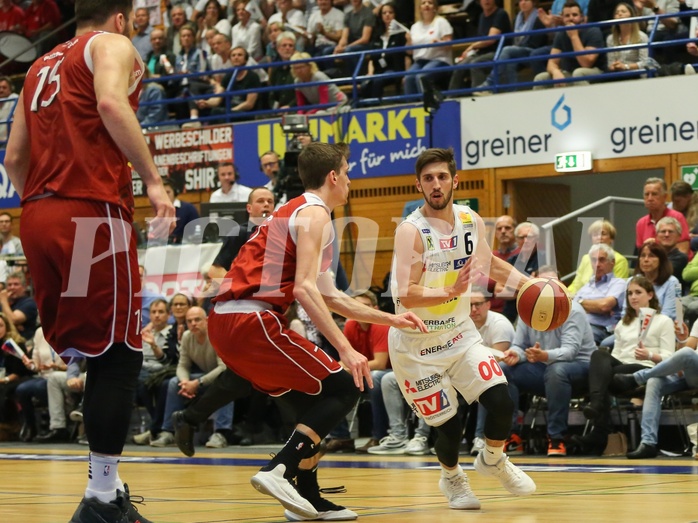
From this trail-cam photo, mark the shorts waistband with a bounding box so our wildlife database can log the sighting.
[214,299,274,314]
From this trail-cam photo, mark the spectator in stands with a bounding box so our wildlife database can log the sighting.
[0,75,17,145]
[655,216,688,287]
[484,215,519,314]
[191,0,229,23]
[261,20,284,63]
[150,306,232,448]
[449,0,513,91]
[636,0,681,62]
[669,180,694,218]
[568,219,629,296]
[0,312,31,432]
[636,177,690,254]
[163,178,200,244]
[573,275,675,455]
[573,243,627,345]
[530,0,590,74]
[469,286,515,456]
[362,1,411,99]
[0,0,24,33]
[139,265,164,327]
[167,4,190,55]
[210,162,252,202]
[632,240,680,320]
[332,292,391,454]
[291,51,348,113]
[24,0,61,53]
[132,299,175,445]
[260,150,282,194]
[145,28,177,78]
[500,266,596,457]
[210,32,233,74]
[35,359,86,443]
[405,0,453,95]
[16,327,63,442]
[334,0,375,73]
[502,222,540,322]
[605,2,649,74]
[614,319,698,458]
[268,31,298,109]
[586,0,627,22]
[232,0,263,61]
[533,0,605,88]
[0,212,22,256]
[132,7,153,60]
[137,67,171,128]
[366,370,433,455]
[174,23,209,119]
[212,45,261,115]
[199,0,232,55]
[474,0,548,92]
[269,0,307,49]
[308,0,344,57]
[681,253,698,327]
[0,271,38,341]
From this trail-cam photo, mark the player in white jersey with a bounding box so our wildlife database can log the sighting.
[390,148,536,510]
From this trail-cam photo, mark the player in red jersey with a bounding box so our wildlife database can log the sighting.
[5,1,174,522]
[207,142,426,521]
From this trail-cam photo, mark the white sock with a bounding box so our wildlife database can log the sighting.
[441,464,463,479]
[85,453,120,503]
[483,444,503,465]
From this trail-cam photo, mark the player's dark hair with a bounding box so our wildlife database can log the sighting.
[298,142,349,190]
[415,148,456,180]
[76,0,133,26]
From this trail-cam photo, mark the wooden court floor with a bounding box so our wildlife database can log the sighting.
[1,442,697,523]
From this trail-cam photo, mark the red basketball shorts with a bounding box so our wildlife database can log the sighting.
[208,308,341,396]
[20,197,142,357]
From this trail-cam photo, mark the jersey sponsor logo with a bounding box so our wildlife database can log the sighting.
[404,380,418,394]
[458,211,473,225]
[427,261,450,272]
[414,390,451,416]
[439,236,458,250]
[423,317,456,331]
[422,228,431,234]
[426,236,435,250]
[414,373,442,391]
[454,257,468,270]
[419,332,463,356]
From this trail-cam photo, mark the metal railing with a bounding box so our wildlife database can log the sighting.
[539,196,646,282]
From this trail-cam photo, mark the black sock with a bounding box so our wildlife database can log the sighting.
[262,430,316,478]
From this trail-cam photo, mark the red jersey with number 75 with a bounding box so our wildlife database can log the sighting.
[21,31,143,212]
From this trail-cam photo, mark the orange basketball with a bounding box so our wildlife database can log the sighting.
[516,277,572,332]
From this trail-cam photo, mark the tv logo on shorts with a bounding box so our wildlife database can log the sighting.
[414,390,451,416]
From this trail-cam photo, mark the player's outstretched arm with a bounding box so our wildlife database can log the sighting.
[5,92,29,197]
[293,205,372,390]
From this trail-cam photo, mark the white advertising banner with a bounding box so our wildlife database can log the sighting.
[459,76,697,170]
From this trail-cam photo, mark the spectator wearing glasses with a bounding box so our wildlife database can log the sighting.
[655,216,688,288]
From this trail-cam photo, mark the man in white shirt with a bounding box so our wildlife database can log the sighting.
[0,76,18,143]
[210,162,252,203]
[307,0,344,55]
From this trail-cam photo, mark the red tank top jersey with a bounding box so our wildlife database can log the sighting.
[215,193,334,312]
[21,32,143,212]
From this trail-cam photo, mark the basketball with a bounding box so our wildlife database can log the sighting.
[516,277,572,331]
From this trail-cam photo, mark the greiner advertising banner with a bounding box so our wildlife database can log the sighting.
[232,101,462,180]
[460,76,698,170]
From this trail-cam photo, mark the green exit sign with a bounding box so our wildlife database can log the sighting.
[454,198,479,212]
[681,165,698,189]
[554,151,592,172]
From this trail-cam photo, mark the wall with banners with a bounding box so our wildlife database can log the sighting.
[459,76,698,170]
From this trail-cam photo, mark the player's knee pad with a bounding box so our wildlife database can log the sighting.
[479,384,514,441]
[433,416,462,468]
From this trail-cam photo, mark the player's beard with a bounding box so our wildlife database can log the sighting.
[424,185,453,211]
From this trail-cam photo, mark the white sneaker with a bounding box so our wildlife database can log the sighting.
[132,430,151,445]
[251,464,318,519]
[405,435,430,455]
[439,472,481,510]
[284,506,358,521]
[150,431,175,447]
[206,432,228,449]
[367,434,408,455]
[473,451,536,495]
[470,437,486,456]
